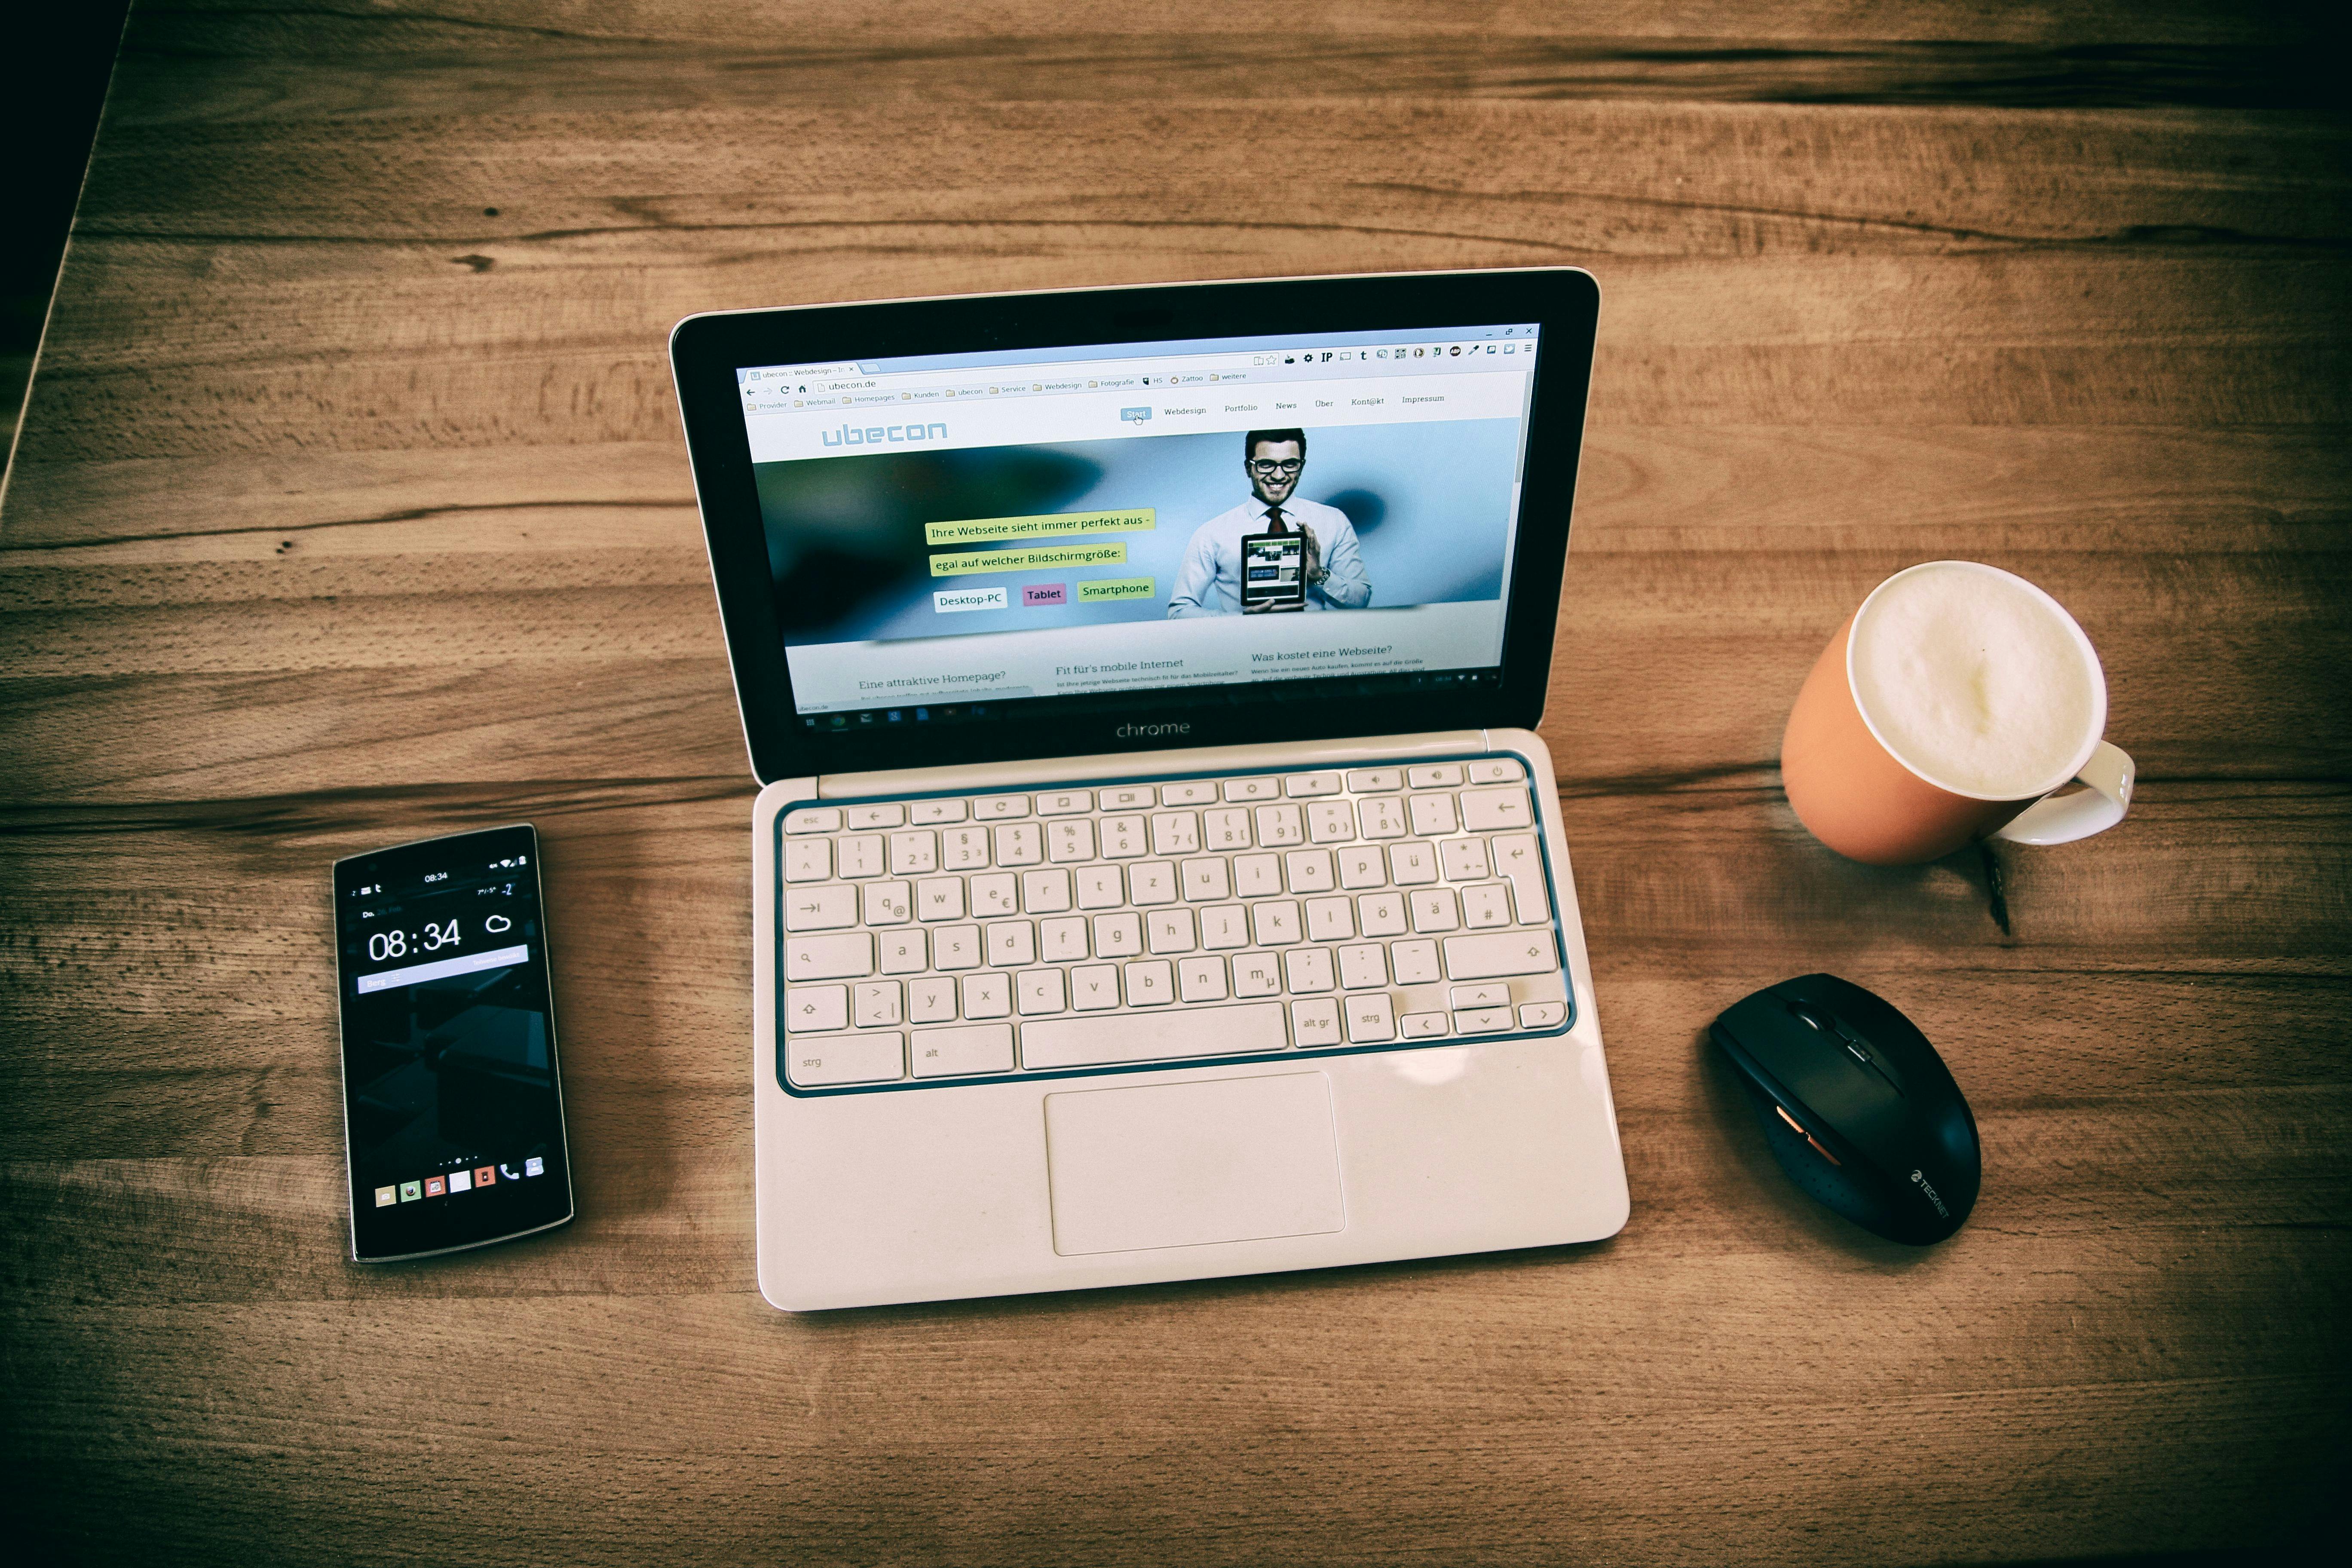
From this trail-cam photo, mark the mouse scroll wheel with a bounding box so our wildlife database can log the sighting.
[1787,1003,1831,1032]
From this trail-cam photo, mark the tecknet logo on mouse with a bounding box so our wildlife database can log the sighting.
[1909,1168,1950,1218]
[1115,722,1191,739]
[821,421,948,448]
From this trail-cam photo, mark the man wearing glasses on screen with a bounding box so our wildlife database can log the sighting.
[1167,429,1373,616]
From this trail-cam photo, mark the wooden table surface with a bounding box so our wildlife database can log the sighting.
[4,3,2347,1563]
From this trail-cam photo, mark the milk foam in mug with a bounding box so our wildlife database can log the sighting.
[1781,561,2135,865]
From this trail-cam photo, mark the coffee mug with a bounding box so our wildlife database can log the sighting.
[1781,561,2134,866]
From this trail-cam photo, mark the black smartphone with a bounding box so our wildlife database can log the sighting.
[333,824,576,1262]
[1240,530,1307,610]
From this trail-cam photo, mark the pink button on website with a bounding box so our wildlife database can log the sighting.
[1023,584,1067,606]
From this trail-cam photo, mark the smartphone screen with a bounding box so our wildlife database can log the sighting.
[1240,532,1306,609]
[333,824,575,1261]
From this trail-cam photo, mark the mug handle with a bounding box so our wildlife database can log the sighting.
[1991,741,2135,846]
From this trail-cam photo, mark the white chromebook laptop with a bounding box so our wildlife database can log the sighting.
[672,269,1629,1311]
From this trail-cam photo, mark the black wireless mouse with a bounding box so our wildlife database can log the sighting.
[1709,974,1980,1244]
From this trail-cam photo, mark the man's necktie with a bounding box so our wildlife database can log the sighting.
[1265,506,1288,534]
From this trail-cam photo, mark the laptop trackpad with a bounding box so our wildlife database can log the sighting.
[1044,1073,1346,1256]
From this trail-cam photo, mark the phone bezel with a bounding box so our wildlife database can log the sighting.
[333,824,578,1263]
[671,267,1600,786]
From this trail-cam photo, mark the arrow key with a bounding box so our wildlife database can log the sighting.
[784,883,858,931]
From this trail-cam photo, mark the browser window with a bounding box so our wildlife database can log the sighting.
[734,324,1543,726]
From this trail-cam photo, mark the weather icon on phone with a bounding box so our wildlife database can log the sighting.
[485,915,511,933]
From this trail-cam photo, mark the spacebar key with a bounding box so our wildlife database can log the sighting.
[1021,1003,1289,1069]
[1443,929,1560,980]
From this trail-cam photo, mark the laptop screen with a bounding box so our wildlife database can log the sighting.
[733,324,1542,735]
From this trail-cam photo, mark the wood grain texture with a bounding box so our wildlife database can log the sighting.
[3,3,2348,1564]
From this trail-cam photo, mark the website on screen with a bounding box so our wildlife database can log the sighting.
[735,325,1542,720]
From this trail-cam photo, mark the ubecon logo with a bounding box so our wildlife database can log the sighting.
[821,421,948,447]
[1116,722,1191,739]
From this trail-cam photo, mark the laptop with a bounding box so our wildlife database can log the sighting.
[671,268,1629,1310]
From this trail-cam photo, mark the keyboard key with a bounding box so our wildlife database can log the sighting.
[785,1031,901,1087]
[917,877,965,922]
[1076,866,1124,909]
[1232,853,1283,898]
[1443,929,1560,980]
[1151,811,1200,856]
[1202,808,1253,849]
[1469,757,1527,783]
[863,881,912,925]
[1018,968,1067,1015]
[784,933,872,980]
[1304,895,1354,943]
[1440,837,1492,882]
[1181,857,1232,901]
[847,804,904,829]
[1357,891,1408,937]
[1491,835,1546,922]
[1346,769,1403,792]
[1407,764,1465,788]
[1460,883,1512,928]
[1292,997,1342,1046]
[1389,842,1439,885]
[1147,908,1197,953]
[974,794,1029,820]
[1307,800,1357,843]
[1021,1001,1287,1069]
[1409,887,1461,934]
[854,981,902,1028]
[1129,861,1178,905]
[1047,819,1096,862]
[986,920,1035,966]
[1039,916,1089,962]
[1231,952,1282,997]
[913,1023,1014,1076]
[1198,904,1249,949]
[960,972,1011,1019]
[1460,787,1534,832]
[888,830,937,876]
[1160,780,1218,806]
[1035,789,1092,815]
[784,807,841,835]
[1518,1001,1567,1029]
[1021,868,1072,913]
[906,975,957,1023]
[784,839,830,884]
[941,827,991,869]
[879,929,928,974]
[1453,1007,1513,1034]
[1223,776,1280,802]
[1100,816,1147,858]
[1285,850,1335,894]
[784,885,857,932]
[837,835,884,879]
[1124,959,1176,1006]
[1286,772,1343,797]
[1451,984,1511,1010]
[1250,901,1301,946]
[1099,785,1154,810]
[1358,797,1407,839]
[1093,912,1143,957]
[933,925,981,970]
[1338,943,1388,989]
[993,823,1043,866]
[1283,947,1335,993]
[1344,992,1397,1043]
[1407,792,1459,837]
[1401,1011,1449,1039]
[1255,803,1305,846]
[1390,939,1442,985]
[909,799,967,824]
[1070,965,1120,1011]
[970,873,1018,919]
[1337,846,1386,890]
[784,985,848,1032]
[1178,955,1228,1002]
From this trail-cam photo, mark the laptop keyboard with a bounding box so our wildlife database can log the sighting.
[775,755,1572,1092]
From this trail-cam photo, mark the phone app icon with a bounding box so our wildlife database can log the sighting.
[424,1176,447,1197]
[399,1181,423,1202]
[524,1157,544,1177]
[474,1165,497,1188]
[499,1164,521,1181]
[449,1169,474,1192]
[374,1185,398,1207]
